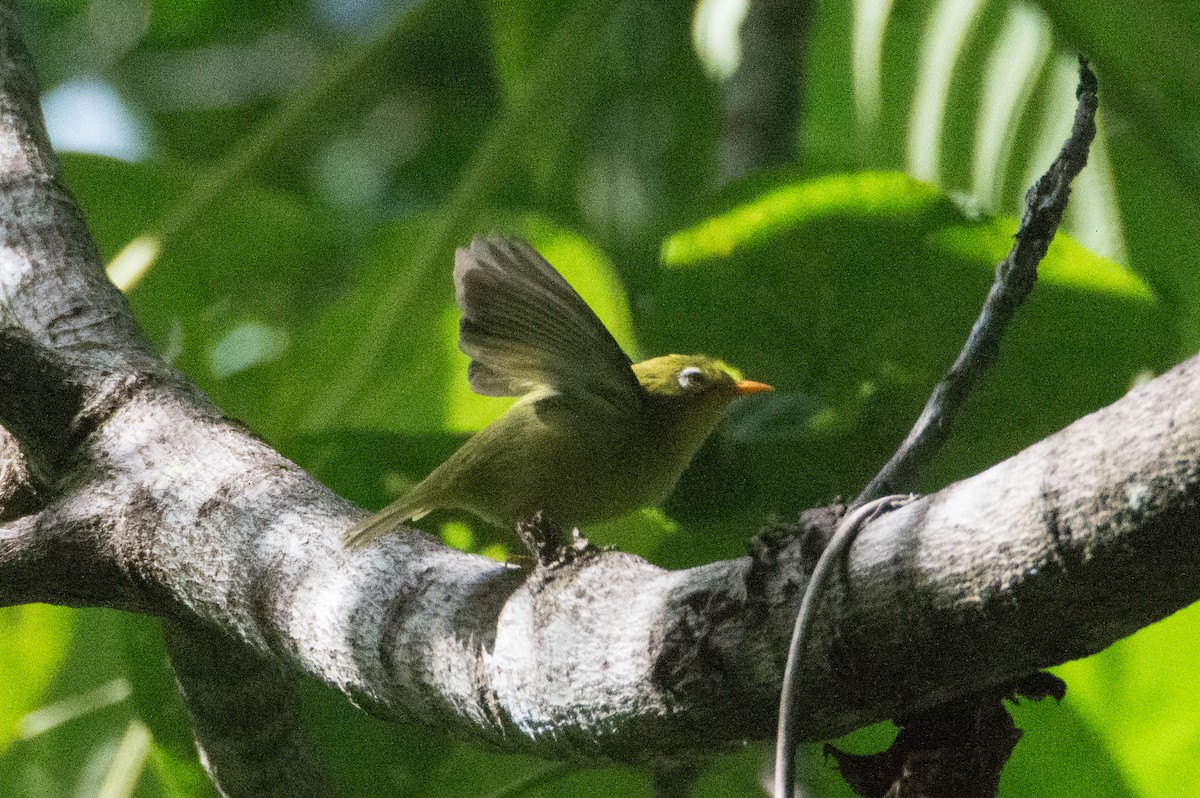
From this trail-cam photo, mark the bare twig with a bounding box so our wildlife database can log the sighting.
[774,57,1100,798]
[857,57,1099,504]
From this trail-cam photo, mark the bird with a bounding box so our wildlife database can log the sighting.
[343,233,772,548]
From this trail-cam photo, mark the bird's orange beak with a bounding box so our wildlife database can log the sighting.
[734,379,774,395]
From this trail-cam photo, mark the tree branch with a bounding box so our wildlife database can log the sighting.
[858,59,1099,503]
[4,314,1200,756]
[0,9,1195,798]
[164,619,343,798]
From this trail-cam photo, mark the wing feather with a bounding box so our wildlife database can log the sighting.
[454,234,642,413]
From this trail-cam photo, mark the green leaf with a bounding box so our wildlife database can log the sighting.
[115,614,198,761]
[662,172,945,265]
[1052,603,1200,798]
[653,171,1173,517]
[486,0,573,102]
[930,216,1153,301]
[271,213,638,440]
[299,677,452,798]
[425,744,641,798]
[0,610,136,797]
[1003,696,1131,798]
[0,605,74,752]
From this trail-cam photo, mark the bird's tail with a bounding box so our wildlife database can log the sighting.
[342,497,433,549]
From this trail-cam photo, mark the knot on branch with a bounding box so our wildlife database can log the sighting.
[746,503,847,596]
[0,326,171,477]
[0,431,43,520]
[651,577,758,723]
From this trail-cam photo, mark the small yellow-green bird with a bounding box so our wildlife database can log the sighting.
[343,234,772,547]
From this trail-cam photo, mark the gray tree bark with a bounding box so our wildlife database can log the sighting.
[0,4,1197,797]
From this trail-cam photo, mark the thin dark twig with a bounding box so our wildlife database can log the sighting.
[774,57,1100,798]
[857,57,1099,505]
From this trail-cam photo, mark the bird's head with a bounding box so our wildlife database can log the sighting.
[633,354,773,405]
[631,354,772,465]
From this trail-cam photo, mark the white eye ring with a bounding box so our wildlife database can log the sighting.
[678,366,704,390]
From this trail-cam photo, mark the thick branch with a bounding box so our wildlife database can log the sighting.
[0,4,1195,792]
[4,343,1200,757]
[0,2,172,481]
[0,4,327,794]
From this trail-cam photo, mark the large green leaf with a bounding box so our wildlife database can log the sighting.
[0,605,74,753]
[1003,694,1131,797]
[1052,603,1200,798]
[1005,1,1200,361]
[655,171,1172,517]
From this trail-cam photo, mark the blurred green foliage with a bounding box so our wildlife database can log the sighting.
[3,0,1199,795]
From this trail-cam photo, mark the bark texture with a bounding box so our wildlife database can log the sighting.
[0,4,1196,797]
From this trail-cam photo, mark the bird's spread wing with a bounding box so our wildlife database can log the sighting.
[455,234,643,413]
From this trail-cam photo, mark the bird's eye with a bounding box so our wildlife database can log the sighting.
[678,366,705,390]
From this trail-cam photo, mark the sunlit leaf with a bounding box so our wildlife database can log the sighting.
[0,605,74,753]
[662,172,944,265]
[930,217,1153,301]
[1053,603,1200,798]
[652,170,1172,521]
